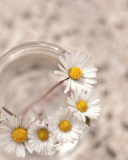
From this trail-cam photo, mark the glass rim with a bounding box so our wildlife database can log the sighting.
[0,41,68,59]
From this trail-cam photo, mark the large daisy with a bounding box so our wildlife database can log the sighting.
[67,89,101,122]
[54,51,97,93]
[0,116,33,157]
[28,120,55,155]
[49,107,84,144]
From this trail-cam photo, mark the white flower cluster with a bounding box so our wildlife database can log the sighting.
[0,51,101,157]
[55,51,101,123]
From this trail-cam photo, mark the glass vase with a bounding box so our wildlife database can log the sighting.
[0,42,86,160]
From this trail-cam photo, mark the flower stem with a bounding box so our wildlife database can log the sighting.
[22,79,68,114]
[3,107,16,117]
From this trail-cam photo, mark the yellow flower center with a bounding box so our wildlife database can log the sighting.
[77,100,88,112]
[38,128,49,141]
[69,67,82,80]
[12,128,27,143]
[59,120,71,132]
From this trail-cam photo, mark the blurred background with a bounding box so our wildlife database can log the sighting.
[0,0,128,160]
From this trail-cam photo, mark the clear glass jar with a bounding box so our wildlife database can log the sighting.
[0,42,86,160]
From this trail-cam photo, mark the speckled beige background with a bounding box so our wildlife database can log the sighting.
[0,0,128,160]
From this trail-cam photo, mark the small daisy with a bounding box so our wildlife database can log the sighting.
[54,51,97,93]
[67,90,101,122]
[0,104,6,122]
[49,107,83,144]
[0,116,33,157]
[28,120,54,155]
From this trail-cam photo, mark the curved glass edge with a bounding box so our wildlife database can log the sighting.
[0,41,68,60]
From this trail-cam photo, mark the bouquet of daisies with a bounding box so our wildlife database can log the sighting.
[0,51,101,157]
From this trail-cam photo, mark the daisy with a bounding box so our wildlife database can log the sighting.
[67,89,101,122]
[49,107,83,144]
[0,116,33,157]
[28,120,54,155]
[54,51,97,93]
[0,104,6,122]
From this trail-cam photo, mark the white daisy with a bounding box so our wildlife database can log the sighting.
[54,51,97,93]
[28,120,55,155]
[0,104,6,122]
[67,90,101,122]
[49,107,83,144]
[0,116,34,157]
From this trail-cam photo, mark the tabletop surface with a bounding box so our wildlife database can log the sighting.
[0,1,127,160]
